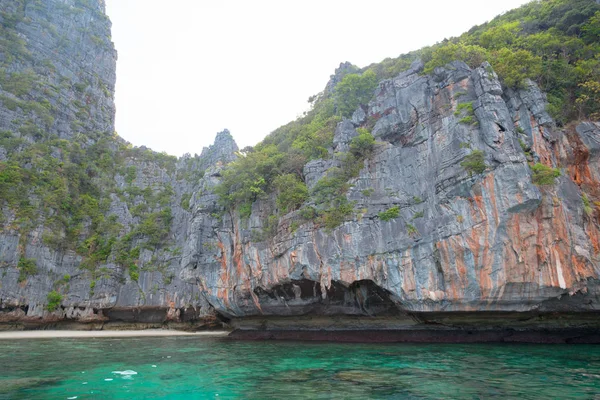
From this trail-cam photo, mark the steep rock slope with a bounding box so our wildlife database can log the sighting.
[0,0,231,328]
[0,0,115,141]
[184,61,600,331]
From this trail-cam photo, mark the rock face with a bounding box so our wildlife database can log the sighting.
[0,0,229,329]
[0,0,115,140]
[183,61,600,332]
[1,1,599,337]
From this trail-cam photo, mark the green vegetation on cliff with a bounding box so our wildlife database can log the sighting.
[215,72,377,232]
[0,125,195,280]
[0,1,204,281]
[418,0,600,122]
[335,70,378,118]
[461,150,487,176]
[45,290,63,311]
[361,1,600,123]
[379,206,400,222]
[531,162,562,185]
[1,0,599,257]
[215,0,600,233]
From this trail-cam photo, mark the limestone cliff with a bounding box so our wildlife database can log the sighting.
[0,0,115,142]
[1,0,599,339]
[0,0,230,329]
[182,61,600,334]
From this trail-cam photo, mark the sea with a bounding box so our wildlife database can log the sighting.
[1,336,599,399]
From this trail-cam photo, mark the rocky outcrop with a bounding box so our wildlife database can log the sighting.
[183,61,600,334]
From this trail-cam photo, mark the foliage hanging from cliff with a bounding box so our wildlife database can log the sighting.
[379,206,400,222]
[0,0,202,281]
[531,163,561,185]
[422,43,489,73]
[349,128,376,157]
[461,150,487,176]
[46,290,63,312]
[17,257,37,283]
[215,145,284,208]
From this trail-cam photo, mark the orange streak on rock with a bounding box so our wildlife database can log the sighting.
[402,251,416,298]
[588,225,600,255]
[233,241,245,288]
[449,236,468,295]
[216,241,230,308]
[343,233,352,244]
[366,255,377,280]
[340,260,356,285]
[252,246,263,281]
[483,174,499,226]
[249,287,263,314]
[565,128,595,186]
[468,192,492,291]
[288,250,297,276]
[436,240,461,300]
[464,226,485,295]
[572,254,595,281]
[505,213,540,287]
[552,204,574,288]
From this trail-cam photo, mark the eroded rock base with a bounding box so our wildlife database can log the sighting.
[0,321,224,332]
[0,306,224,331]
[228,312,600,343]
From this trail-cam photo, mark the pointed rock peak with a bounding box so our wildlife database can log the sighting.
[325,61,360,95]
[214,129,236,146]
[214,129,238,156]
[200,129,239,167]
[334,61,359,76]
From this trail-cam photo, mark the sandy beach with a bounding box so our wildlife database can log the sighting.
[0,330,231,340]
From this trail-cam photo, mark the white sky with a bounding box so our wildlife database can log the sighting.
[104,0,531,156]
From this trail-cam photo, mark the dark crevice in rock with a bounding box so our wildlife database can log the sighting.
[0,305,28,314]
[104,307,168,323]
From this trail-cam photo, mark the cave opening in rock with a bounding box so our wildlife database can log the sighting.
[250,279,403,317]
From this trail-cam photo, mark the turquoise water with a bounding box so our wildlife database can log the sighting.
[1,336,599,399]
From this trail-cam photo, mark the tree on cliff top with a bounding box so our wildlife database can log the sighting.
[334,70,378,118]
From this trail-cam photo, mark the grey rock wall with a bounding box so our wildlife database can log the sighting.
[182,61,600,323]
[0,1,229,328]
